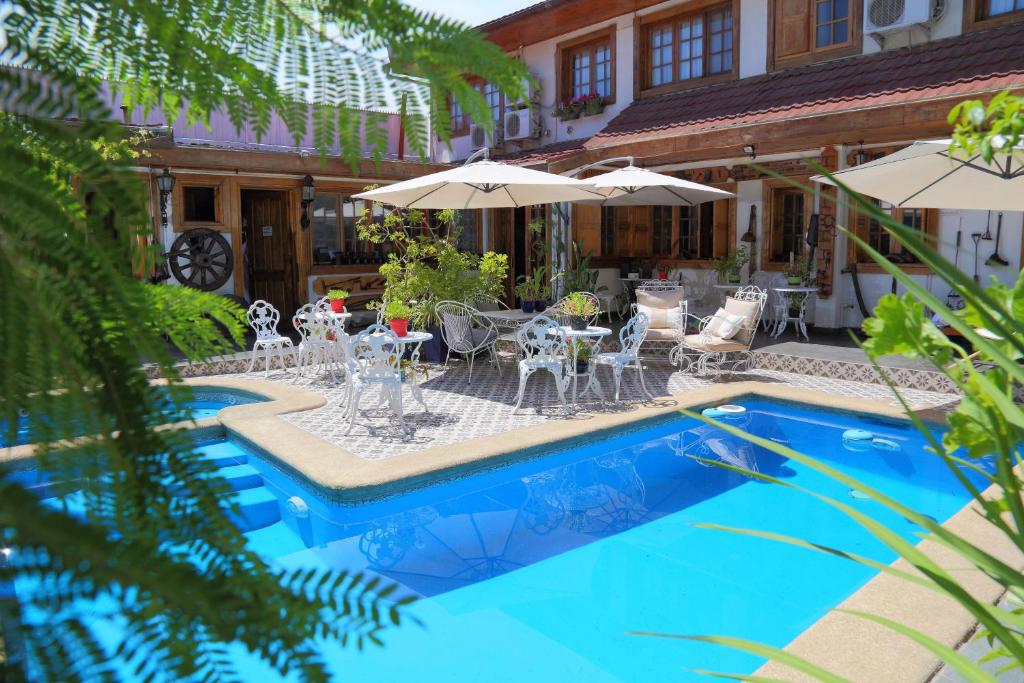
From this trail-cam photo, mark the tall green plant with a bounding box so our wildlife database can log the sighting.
[637,93,1024,680]
[0,1,523,680]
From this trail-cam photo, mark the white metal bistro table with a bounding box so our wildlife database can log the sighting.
[557,324,612,408]
[770,286,817,340]
[478,308,544,325]
[379,330,432,413]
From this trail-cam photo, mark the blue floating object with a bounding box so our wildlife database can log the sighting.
[872,438,901,452]
[842,429,873,443]
[702,405,746,420]
[702,407,727,419]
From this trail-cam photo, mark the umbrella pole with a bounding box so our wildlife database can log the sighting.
[971,233,982,283]
[985,212,1009,267]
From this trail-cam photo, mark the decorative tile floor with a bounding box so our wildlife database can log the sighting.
[208,359,961,461]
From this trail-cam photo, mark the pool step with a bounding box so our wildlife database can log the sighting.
[197,441,250,469]
[227,486,281,532]
[214,464,264,492]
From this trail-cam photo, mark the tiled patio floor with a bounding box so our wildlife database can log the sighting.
[216,358,960,461]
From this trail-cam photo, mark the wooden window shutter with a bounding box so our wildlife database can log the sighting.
[632,206,652,257]
[712,198,730,257]
[574,204,602,255]
[777,0,811,58]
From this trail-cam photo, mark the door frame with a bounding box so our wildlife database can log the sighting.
[239,184,300,313]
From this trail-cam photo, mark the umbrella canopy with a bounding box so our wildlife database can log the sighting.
[812,139,1024,211]
[353,159,603,209]
[578,165,735,206]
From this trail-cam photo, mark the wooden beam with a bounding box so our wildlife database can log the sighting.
[482,0,665,52]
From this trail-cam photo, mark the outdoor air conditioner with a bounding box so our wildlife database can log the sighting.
[504,108,538,141]
[864,0,944,37]
[470,123,502,149]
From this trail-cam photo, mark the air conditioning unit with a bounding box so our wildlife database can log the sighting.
[504,108,538,141]
[470,123,502,149]
[864,0,944,37]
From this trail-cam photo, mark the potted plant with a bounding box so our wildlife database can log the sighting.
[572,340,592,375]
[711,246,750,284]
[384,301,413,337]
[554,97,583,121]
[534,282,551,313]
[657,260,671,280]
[784,254,814,286]
[327,289,349,313]
[515,279,536,313]
[580,92,604,116]
[560,291,598,331]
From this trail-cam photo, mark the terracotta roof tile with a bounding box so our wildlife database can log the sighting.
[589,22,1024,148]
[495,138,588,166]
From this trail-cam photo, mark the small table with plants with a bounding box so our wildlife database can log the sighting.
[559,325,612,409]
[369,329,433,413]
[770,286,817,340]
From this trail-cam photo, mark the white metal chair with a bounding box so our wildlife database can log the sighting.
[292,303,337,384]
[346,324,407,434]
[672,285,767,377]
[436,301,502,384]
[513,315,571,414]
[631,284,687,363]
[594,268,627,323]
[594,312,653,402]
[245,300,296,377]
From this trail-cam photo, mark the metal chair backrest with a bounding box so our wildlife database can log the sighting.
[247,300,282,341]
[436,300,491,354]
[550,291,600,327]
[515,315,568,363]
[351,324,402,381]
[619,312,651,358]
[637,280,682,292]
[293,303,331,344]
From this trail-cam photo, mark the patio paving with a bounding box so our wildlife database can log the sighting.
[216,357,960,461]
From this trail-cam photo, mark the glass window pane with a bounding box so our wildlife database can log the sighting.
[817,1,831,23]
[986,0,1014,14]
[833,20,847,43]
[816,25,831,47]
[835,0,849,18]
[651,27,674,86]
[183,186,217,222]
[707,9,732,75]
[311,195,340,265]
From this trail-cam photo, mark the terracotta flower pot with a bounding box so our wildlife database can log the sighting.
[330,299,345,313]
[389,318,408,337]
[658,271,668,280]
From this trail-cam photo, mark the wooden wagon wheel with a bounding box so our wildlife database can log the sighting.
[167,228,233,291]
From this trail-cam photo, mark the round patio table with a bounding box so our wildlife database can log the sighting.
[558,325,612,408]
[770,286,817,340]
[379,330,432,413]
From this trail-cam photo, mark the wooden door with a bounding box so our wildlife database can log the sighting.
[243,190,296,316]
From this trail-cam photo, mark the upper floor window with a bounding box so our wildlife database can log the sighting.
[558,26,617,105]
[774,0,858,66]
[482,81,502,122]
[645,6,733,89]
[815,0,849,47]
[985,0,1024,15]
[449,97,468,134]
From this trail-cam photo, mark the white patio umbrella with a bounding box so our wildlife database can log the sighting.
[812,139,1024,211]
[578,164,735,206]
[353,159,603,208]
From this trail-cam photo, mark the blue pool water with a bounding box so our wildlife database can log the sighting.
[18,398,989,681]
[0,388,263,447]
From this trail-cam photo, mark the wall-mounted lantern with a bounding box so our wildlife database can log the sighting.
[300,174,316,229]
[155,168,175,229]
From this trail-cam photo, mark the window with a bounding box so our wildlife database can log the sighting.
[558,27,616,105]
[311,194,341,266]
[815,0,849,47]
[449,97,467,133]
[646,6,732,89]
[183,186,217,223]
[768,187,807,262]
[677,203,715,259]
[600,206,616,255]
[453,210,481,254]
[482,81,502,122]
[569,41,613,99]
[774,0,857,65]
[985,0,1024,16]
[852,200,934,266]
[651,206,673,255]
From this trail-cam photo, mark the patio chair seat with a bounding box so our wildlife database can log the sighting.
[645,327,684,341]
[680,334,748,353]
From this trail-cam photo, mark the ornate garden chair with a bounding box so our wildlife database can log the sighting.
[513,315,571,414]
[346,324,407,434]
[631,283,687,363]
[245,300,296,377]
[671,285,767,377]
[436,300,502,384]
[593,312,653,403]
[292,303,337,384]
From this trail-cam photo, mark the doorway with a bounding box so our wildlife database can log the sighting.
[242,189,297,317]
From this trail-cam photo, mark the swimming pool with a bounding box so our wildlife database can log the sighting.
[21,397,989,680]
[0,387,265,447]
